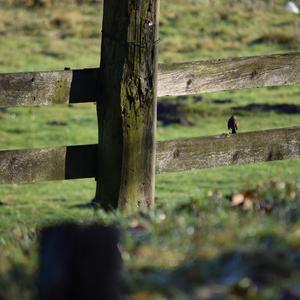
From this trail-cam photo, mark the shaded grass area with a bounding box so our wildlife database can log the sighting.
[1,174,300,299]
[0,0,300,299]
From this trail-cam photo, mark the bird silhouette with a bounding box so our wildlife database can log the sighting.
[228,115,238,134]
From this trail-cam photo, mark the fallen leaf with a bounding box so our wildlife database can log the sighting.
[229,188,273,212]
[231,193,245,206]
[128,220,147,230]
[243,199,254,210]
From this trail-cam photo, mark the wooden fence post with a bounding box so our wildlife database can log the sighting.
[95,0,159,211]
[37,223,121,300]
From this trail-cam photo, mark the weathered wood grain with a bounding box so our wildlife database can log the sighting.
[0,127,299,184]
[0,145,97,184]
[95,0,159,211]
[1,52,300,108]
[157,52,300,96]
[158,53,300,96]
[0,68,98,108]
[156,127,300,173]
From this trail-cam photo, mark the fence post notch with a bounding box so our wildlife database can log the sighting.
[95,0,159,211]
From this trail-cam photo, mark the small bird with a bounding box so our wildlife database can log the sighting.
[228,115,238,134]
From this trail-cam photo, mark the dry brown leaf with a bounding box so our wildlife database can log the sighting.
[243,198,254,210]
[230,187,273,213]
[128,220,147,230]
[231,193,245,206]
[243,189,261,202]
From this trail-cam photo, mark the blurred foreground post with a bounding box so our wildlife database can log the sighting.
[95,0,160,211]
[37,223,121,300]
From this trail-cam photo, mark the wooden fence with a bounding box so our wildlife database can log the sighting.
[0,0,300,211]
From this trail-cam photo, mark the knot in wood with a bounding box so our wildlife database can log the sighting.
[173,149,180,158]
[186,79,193,88]
[251,69,258,79]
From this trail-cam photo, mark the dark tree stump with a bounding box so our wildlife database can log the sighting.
[37,223,121,300]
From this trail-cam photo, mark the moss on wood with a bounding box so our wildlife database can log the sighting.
[95,0,159,211]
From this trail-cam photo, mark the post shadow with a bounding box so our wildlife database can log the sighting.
[64,145,97,180]
[69,68,99,104]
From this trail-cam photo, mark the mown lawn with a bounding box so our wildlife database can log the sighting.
[0,0,300,299]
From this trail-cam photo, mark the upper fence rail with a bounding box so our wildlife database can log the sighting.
[1,52,300,108]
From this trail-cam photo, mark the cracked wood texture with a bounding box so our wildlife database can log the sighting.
[95,0,159,211]
[0,127,299,184]
[1,52,300,108]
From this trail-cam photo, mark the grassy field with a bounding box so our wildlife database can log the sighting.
[0,0,300,299]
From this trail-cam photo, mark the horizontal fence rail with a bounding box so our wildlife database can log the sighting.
[1,52,300,108]
[158,52,300,96]
[0,127,299,184]
[0,68,98,107]
[156,126,300,173]
[0,145,97,184]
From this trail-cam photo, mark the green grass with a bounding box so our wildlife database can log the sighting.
[0,0,300,299]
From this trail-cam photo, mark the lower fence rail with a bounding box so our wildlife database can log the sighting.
[0,126,299,184]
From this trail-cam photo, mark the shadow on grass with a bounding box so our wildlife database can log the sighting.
[232,103,300,114]
[157,102,192,126]
[211,99,233,104]
[1,235,299,299]
[70,201,95,209]
[125,241,300,299]
[0,262,35,300]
